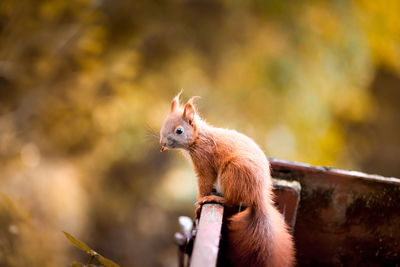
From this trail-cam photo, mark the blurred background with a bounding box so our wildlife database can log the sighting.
[0,0,399,266]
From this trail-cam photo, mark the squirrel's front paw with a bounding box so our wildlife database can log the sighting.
[198,195,225,206]
[195,195,225,219]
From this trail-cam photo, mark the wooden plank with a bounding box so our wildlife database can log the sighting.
[190,203,224,267]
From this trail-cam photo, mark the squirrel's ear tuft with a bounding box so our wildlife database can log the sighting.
[187,96,200,105]
[183,103,196,125]
[171,90,183,112]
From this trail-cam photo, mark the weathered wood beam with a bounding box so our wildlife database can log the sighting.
[190,203,224,267]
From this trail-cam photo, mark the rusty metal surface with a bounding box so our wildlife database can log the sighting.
[190,203,224,267]
[272,179,301,230]
[269,158,400,266]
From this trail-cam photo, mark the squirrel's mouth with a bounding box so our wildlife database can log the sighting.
[160,146,168,152]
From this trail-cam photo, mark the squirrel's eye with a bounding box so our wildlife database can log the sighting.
[176,127,184,134]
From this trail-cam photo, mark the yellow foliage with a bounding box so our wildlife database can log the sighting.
[0,0,399,266]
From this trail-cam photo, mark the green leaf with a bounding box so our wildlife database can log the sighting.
[63,231,95,256]
[63,231,120,267]
[97,254,120,267]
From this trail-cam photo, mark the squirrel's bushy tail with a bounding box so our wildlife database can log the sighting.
[228,203,295,267]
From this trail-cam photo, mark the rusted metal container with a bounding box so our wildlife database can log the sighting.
[269,158,400,266]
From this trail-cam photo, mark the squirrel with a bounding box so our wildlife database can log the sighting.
[160,92,295,267]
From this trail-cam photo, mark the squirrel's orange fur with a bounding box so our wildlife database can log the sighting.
[160,93,295,266]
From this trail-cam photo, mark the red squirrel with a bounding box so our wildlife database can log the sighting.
[160,93,295,266]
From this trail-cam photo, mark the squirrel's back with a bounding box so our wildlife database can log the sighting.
[203,125,271,173]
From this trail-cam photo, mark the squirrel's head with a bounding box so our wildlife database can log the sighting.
[160,92,199,152]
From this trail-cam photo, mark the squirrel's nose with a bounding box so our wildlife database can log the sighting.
[160,137,168,152]
[160,142,167,152]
